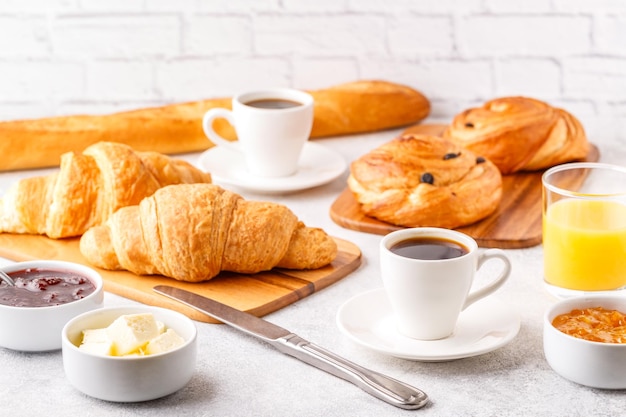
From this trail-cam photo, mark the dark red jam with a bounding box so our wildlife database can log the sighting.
[0,268,96,307]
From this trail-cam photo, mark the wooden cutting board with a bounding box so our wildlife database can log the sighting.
[0,235,361,323]
[330,124,600,249]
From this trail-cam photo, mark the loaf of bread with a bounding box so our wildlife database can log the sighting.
[79,184,338,282]
[441,96,589,174]
[0,80,430,171]
[348,134,502,229]
[0,142,212,238]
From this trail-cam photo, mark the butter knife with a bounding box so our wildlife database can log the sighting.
[153,285,429,410]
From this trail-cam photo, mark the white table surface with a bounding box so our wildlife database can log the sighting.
[1,129,624,417]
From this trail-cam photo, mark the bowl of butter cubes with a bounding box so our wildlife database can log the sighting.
[61,305,197,402]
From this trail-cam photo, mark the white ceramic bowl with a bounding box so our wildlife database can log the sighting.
[62,305,198,402]
[0,260,104,352]
[544,295,626,389]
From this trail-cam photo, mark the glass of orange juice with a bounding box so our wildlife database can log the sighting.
[543,162,626,297]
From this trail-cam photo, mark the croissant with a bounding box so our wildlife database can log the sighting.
[0,141,212,239]
[79,184,338,282]
[348,134,502,229]
[442,96,590,174]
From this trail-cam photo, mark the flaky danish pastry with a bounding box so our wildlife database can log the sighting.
[0,141,212,239]
[348,134,502,229]
[79,184,337,282]
[442,96,589,174]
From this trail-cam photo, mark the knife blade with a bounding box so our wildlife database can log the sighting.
[153,285,429,410]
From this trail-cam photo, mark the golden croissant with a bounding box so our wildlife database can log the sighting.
[442,96,590,174]
[0,141,212,238]
[79,184,338,282]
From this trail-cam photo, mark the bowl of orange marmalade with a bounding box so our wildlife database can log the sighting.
[544,295,626,389]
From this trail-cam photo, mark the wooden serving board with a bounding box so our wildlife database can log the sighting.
[0,235,361,323]
[330,124,600,249]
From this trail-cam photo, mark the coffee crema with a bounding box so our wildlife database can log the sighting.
[244,98,302,109]
[390,237,469,260]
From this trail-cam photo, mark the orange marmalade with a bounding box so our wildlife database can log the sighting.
[552,307,626,343]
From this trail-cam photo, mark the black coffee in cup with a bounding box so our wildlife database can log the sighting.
[245,98,302,109]
[390,237,469,260]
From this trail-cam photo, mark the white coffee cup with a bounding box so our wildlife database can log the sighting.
[202,88,314,178]
[380,227,511,340]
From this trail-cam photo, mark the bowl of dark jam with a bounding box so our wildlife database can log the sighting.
[0,260,104,352]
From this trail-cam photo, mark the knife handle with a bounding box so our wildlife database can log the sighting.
[275,334,428,410]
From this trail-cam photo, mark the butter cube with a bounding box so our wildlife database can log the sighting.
[82,328,109,344]
[145,329,185,355]
[106,313,160,356]
[79,328,113,355]
[79,341,114,355]
[156,320,165,334]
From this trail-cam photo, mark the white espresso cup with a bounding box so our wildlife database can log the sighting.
[380,227,511,340]
[202,88,314,178]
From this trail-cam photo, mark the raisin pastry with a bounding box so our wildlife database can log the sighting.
[442,96,589,174]
[348,134,502,229]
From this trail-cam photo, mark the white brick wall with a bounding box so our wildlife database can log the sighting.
[0,0,624,149]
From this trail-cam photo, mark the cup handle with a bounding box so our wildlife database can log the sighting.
[462,249,511,310]
[202,108,240,152]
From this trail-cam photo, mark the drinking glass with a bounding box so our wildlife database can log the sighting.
[542,162,626,297]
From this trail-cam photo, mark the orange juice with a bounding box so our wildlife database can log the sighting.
[543,198,626,290]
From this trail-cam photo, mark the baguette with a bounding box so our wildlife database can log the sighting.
[0,80,429,171]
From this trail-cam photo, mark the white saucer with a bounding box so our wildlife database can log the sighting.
[336,288,520,362]
[198,142,346,194]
